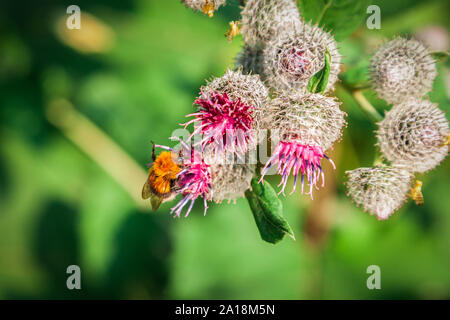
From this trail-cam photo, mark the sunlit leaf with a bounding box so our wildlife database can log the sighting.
[307,49,331,93]
[298,0,370,41]
[245,178,295,244]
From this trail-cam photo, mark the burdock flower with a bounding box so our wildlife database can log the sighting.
[345,164,412,220]
[181,0,226,17]
[370,37,437,104]
[260,92,346,197]
[203,69,269,110]
[262,22,341,93]
[204,151,255,203]
[240,0,302,48]
[184,70,268,157]
[170,139,212,217]
[262,92,346,151]
[261,141,334,197]
[376,99,449,173]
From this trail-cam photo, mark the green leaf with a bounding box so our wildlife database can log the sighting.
[245,178,295,244]
[307,49,331,94]
[298,0,370,41]
[431,51,449,63]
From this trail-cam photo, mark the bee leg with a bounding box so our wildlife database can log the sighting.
[151,140,156,161]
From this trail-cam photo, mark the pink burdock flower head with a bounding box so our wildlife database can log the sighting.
[260,141,335,198]
[259,92,345,198]
[183,70,268,157]
[201,69,269,133]
[184,90,256,157]
[166,137,212,218]
[171,147,212,218]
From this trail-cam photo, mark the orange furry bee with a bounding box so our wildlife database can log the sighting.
[142,143,181,210]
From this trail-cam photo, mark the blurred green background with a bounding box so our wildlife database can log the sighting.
[0,0,449,299]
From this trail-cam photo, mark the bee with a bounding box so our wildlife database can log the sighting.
[201,0,215,18]
[409,180,424,206]
[142,143,182,210]
[225,21,240,42]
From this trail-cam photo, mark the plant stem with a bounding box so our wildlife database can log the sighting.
[255,144,262,178]
[45,98,149,210]
[352,90,383,122]
[317,0,333,25]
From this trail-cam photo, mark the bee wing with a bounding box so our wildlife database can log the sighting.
[142,168,155,200]
[143,183,164,211]
[150,194,164,211]
[142,179,152,199]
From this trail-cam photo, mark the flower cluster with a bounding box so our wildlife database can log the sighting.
[144,69,268,217]
[146,0,348,219]
[346,36,448,220]
[159,1,449,225]
[238,1,345,198]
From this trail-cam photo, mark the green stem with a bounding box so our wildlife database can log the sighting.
[352,90,383,122]
[317,0,333,25]
[255,144,262,178]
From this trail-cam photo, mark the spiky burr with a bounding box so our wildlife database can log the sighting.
[376,98,448,173]
[370,37,437,104]
[346,164,413,220]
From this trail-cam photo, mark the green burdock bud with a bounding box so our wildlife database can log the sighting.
[262,92,346,151]
[376,99,448,173]
[240,0,302,48]
[346,164,413,220]
[262,22,341,93]
[370,37,437,104]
